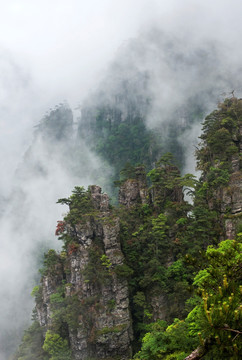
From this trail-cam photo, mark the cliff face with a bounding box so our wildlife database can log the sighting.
[223,122,242,239]
[34,162,186,359]
[15,98,242,360]
[118,163,187,324]
[119,166,149,207]
[36,186,133,360]
[32,111,242,359]
[195,97,242,242]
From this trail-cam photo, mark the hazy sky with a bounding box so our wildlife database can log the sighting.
[1,0,241,108]
[0,0,175,104]
[0,0,180,192]
[0,0,241,125]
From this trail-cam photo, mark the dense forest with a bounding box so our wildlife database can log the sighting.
[14,96,241,360]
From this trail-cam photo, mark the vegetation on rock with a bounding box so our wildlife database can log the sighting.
[14,98,241,360]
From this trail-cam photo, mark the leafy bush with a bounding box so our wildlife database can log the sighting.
[43,330,72,360]
[135,237,242,359]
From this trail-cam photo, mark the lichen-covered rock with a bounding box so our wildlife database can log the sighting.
[223,171,242,239]
[37,186,133,360]
[66,218,132,359]
[36,259,64,327]
[119,179,141,207]
[119,166,149,207]
[222,123,242,238]
[148,293,167,322]
[89,185,110,211]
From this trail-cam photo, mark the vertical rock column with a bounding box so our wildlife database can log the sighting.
[65,186,133,360]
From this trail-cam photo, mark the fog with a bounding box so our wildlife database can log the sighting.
[0,0,242,358]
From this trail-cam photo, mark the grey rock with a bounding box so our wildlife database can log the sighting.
[36,187,132,360]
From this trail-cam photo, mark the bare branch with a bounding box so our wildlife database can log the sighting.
[219,328,242,335]
[184,346,204,360]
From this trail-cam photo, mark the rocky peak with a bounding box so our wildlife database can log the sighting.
[223,123,242,238]
[197,98,242,239]
[36,186,133,360]
[89,185,109,211]
[118,166,149,207]
[36,254,64,328]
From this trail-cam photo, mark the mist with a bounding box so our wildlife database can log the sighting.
[0,102,111,357]
[1,0,242,359]
[80,24,242,174]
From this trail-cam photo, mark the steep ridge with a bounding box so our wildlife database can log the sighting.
[35,186,133,359]
[196,97,242,239]
[14,98,241,359]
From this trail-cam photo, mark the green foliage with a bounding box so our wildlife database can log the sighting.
[31,285,43,305]
[31,285,40,297]
[57,186,94,224]
[207,167,230,188]
[120,162,137,181]
[100,254,112,270]
[13,321,47,360]
[43,330,72,360]
[133,291,147,308]
[44,249,60,267]
[114,263,134,279]
[16,97,242,360]
[96,324,127,336]
[115,158,197,347]
[50,287,65,305]
[135,237,242,359]
[148,153,196,210]
[133,319,195,360]
[56,186,97,246]
[188,238,242,359]
[83,246,111,286]
[79,104,163,196]
[94,109,160,170]
[197,97,241,174]
[57,186,88,206]
[179,204,222,254]
[114,163,146,188]
[39,249,61,276]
